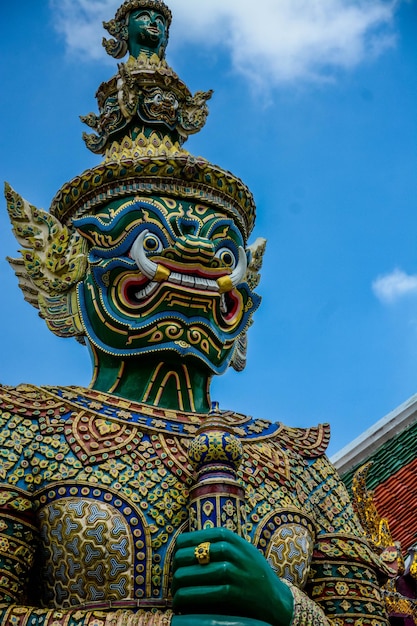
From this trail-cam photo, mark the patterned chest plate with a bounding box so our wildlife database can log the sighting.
[0,384,333,609]
[38,497,137,608]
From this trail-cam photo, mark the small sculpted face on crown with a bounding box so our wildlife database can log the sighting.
[128,9,168,58]
[102,0,172,60]
[74,197,261,375]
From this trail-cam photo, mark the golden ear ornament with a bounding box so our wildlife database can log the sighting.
[246,237,267,290]
[230,238,267,373]
[5,183,87,339]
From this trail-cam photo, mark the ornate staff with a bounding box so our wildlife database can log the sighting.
[187,402,247,538]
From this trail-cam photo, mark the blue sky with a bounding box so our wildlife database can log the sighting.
[0,0,416,455]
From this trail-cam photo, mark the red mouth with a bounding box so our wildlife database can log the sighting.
[117,269,241,327]
[222,289,240,322]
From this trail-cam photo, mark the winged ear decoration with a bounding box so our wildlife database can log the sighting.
[246,237,267,291]
[230,237,267,372]
[5,183,87,340]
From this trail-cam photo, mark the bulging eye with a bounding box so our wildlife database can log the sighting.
[136,11,150,22]
[216,247,237,269]
[143,233,163,254]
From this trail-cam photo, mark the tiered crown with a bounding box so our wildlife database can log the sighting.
[50,0,256,239]
[114,0,172,24]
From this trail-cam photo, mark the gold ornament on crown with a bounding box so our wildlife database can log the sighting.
[114,0,172,26]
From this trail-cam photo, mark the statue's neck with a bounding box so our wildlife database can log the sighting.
[129,48,162,60]
[88,345,212,413]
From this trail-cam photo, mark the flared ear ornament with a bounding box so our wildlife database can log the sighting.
[230,237,267,372]
[230,330,248,372]
[5,183,87,339]
[246,237,267,290]
[102,19,129,59]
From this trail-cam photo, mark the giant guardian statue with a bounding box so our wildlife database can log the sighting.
[2,2,392,625]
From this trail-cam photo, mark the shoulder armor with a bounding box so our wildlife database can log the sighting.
[231,411,331,458]
[0,384,62,419]
[0,385,331,458]
[275,423,331,458]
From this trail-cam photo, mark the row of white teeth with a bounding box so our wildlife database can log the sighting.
[134,277,229,312]
[169,273,219,290]
[130,229,247,302]
[134,273,219,299]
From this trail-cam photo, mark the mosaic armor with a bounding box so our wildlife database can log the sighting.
[0,384,389,625]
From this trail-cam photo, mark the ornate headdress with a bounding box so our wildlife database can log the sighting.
[114,0,172,25]
[5,0,262,348]
[103,0,173,59]
[57,0,256,239]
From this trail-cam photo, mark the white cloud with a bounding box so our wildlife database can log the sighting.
[49,0,119,61]
[372,269,417,304]
[49,0,400,85]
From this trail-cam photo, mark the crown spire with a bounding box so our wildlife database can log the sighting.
[50,0,256,239]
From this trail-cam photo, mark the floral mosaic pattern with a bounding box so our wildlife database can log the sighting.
[0,384,389,624]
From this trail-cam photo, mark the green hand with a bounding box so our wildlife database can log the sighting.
[172,528,294,626]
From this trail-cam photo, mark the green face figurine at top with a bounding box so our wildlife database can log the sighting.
[127,9,168,57]
[102,0,172,60]
[2,2,393,626]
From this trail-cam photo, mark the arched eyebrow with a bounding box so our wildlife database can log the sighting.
[205,218,244,246]
[132,10,151,19]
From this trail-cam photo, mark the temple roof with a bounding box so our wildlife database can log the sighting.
[372,458,417,551]
[332,394,417,551]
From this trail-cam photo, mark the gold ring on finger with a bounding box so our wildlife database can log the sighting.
[194,541,211,565]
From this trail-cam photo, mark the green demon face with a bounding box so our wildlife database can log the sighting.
[127,9,168,57]
[74,197,260,375]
